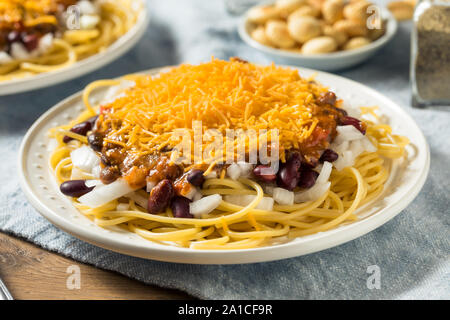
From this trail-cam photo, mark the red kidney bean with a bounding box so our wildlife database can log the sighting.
[340,116,366,134]
[60,180,94,197]
[186,169,205,187]
[21,33,39,51]
[253,165,277,183]
[298,169,319,189]
[63,120,93,143]
[317,91,337,106]
[277,165,300,191]
[100,166,120,185]
[277,153,302,190]
[148,179,174,214]
[319,149,339,163]
[87,132,104,152]
[171,196,193,218]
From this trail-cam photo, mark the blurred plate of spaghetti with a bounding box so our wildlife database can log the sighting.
[0,0,148,95]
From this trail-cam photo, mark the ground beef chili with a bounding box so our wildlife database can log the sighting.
[91,89,346,212]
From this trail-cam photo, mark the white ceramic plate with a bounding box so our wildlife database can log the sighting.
[238,5,397,71]
[0,1,149,96]
[18,66,429,264]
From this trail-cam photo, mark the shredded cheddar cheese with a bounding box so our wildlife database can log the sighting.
[97,58,333,165]
[0,0,70,29]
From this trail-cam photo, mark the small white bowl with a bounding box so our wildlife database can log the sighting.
[238,6,398,71]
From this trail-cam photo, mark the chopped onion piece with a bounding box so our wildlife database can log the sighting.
[85,180,102,188]
[116,203,130,211]
[227,163,241,180]
[38,34,53,54]
[126,191,148,209]
[273,187,294,205]
[224,195,274,211]
[204,171,217,179]
[78,0,98,15]
[350,139,365,158]
[71,146,100,173]
[333,141,349,154]
[317,161,332,184]
[189,194,222,217]
[334,125,364,144]
[237,162,254,177]
[0,52,12,65]
[295,182,331,203]
[91,165,101,178]
[80,14,100,29]
[334,150,354,171]
[78,179,134,208]
[362,137,377,152]
[146,180,156,192]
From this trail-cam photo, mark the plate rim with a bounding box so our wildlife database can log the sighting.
[0,0,149,96]
[18,65,430,264]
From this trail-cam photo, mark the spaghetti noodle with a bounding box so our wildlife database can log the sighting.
[0,0,140,81]
[48,58,409,250]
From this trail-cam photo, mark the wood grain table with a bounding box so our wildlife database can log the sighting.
[0,232,193,300]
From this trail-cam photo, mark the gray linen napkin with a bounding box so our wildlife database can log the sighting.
[0,0,449,299]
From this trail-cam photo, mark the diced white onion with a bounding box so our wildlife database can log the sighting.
[227,163,241,180]
[362,137,377,152]
[37,34,53,54]
[11,43,30,60]
[204,171,217,179]
[350,139,365,158]
[273,187,294,205]
[0,52,12,65]
[317,161,332,184]
[334,125,364,144]
[333,141,349,154]
[116,203,130,211]
[70,146,100,173]
[80,14,100,29]
[126,191,148,209]
[85,180,102,188]
[189,194,222,217]
[78,179,135,208]
[333,150,354,171]
[146,180,156,192]
[295,182,331,203]
[91,165,101,178]
[224,195,274,211]
[237,162,254,177]
[77,0,98,15]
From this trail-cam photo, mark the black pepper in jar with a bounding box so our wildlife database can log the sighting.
[411,0,450,107]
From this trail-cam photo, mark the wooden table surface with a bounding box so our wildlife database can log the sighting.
[0,232,193,300]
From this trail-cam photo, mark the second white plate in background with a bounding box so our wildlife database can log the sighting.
[0,0,149,96]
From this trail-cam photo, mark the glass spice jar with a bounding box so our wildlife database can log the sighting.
[410,0,450,107]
